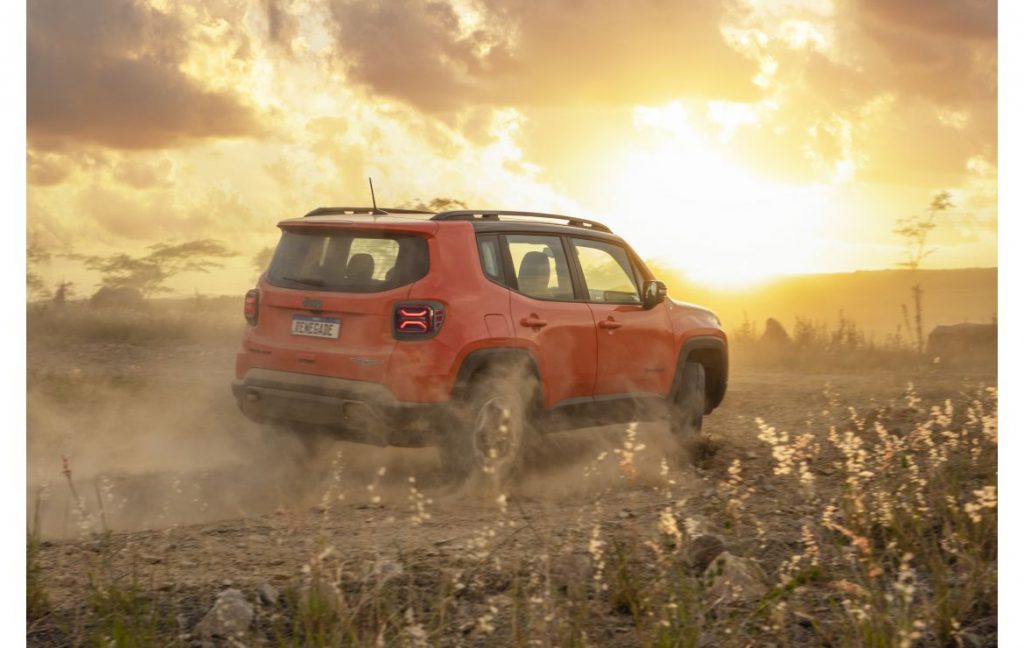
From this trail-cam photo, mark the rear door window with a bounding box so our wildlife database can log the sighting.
[506,234,574,301]
[267,229,428,292]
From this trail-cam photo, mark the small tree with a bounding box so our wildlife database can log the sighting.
[894,191,953,354]
[82,239,237,298]
[27,232,51,300]
[250,244,272,270]
[52,280,75,306]
[406,197,467,212]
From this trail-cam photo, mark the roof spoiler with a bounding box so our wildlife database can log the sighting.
[304,207,433,217]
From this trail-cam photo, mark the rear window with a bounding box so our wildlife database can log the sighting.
[266,229,428,293]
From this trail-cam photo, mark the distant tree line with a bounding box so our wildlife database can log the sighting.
[27,236,238,302]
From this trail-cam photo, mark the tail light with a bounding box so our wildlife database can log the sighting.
[244,289,259,325]
[393,301,445,339]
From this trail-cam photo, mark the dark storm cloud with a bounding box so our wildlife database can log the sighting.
[27,0,263,150]
[852,2,996,108]
[855,0,996,40]
[326,0,760,112]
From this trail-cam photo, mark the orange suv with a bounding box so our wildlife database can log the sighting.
[233,207,727,481]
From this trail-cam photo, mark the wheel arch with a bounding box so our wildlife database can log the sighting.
[451,347,544,411]
[671,335,728,413]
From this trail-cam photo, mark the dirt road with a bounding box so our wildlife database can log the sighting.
[27,335,997,645]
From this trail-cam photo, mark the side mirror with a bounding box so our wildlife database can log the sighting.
[642,280,667,310]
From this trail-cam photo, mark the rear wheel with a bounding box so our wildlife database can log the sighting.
[671,361,706,445]
[439,370,531,485]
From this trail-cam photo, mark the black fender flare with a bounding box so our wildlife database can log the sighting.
[451,347,543,408]
[669,335,728,412]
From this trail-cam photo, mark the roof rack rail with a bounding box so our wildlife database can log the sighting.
[432,210,611,233]
[304,206,433,217]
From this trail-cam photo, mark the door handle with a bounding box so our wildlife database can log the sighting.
[598,319,623,330]
[520,316,548,328]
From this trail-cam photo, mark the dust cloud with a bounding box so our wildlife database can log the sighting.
[27,344,696,540]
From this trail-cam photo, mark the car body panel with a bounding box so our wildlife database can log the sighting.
[508,290,598,408]
[587,301,675,398]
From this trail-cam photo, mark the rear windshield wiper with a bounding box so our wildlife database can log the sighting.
[281,275,327,287]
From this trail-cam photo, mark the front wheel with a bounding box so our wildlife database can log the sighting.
[670,361,706,445]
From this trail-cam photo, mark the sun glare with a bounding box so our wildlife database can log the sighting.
[588,101,834,290]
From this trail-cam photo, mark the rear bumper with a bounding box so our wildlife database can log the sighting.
[232,369,452,447]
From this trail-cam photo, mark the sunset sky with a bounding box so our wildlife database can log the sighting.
[26,0,998,295]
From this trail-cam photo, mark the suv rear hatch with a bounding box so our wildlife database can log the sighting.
[248,224,431,384]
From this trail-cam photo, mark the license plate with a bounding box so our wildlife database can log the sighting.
[291,315,341,339]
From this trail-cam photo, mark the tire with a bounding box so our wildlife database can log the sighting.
[670,361,706,443]
[439,370,531,486]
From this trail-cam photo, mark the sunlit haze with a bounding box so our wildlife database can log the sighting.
[27,0,997,296]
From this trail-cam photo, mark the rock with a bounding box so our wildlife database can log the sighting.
[702,552,768,604]
[686,534,725,573]
[194,589,253,642]
[89,286,145,309]
[758,318,792,361]
[257,582,279,607]
[760,318,791,346]
[927,322,997,365]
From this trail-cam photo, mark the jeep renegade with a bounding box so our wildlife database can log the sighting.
[233,208,727,482]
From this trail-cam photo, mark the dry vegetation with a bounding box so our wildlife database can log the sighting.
[26,302,997,647]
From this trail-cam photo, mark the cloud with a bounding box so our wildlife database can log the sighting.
[855,0,995,41]
[27,151,75,187]
[27,0,264,150]
[114,157,176,190]
[701,0,997,186]
[327,0,760,112]
[262,0,300,49]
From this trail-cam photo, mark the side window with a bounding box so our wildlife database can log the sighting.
[571,239,641,304]
[506,234,574,301]
[477,236,504,283]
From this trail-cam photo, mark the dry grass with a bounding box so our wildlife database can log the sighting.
[28,382,997,646]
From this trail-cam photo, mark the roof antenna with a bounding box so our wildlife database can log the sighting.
[368,177,387,215]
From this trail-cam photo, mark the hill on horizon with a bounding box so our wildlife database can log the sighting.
[657,266,997,342]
